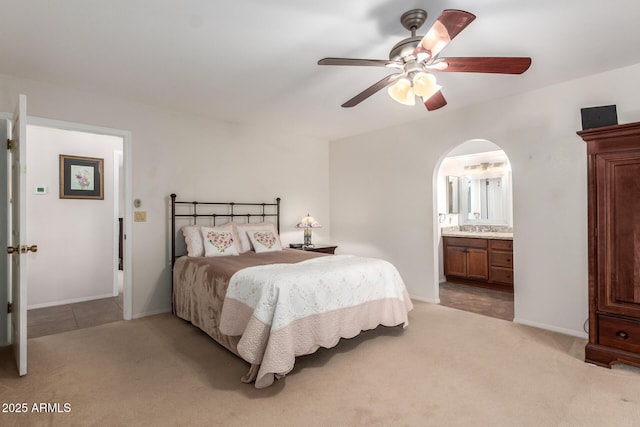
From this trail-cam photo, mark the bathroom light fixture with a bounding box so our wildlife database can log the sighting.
[296,214,322,248]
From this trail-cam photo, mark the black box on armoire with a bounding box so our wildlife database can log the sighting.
[580,105,618,130]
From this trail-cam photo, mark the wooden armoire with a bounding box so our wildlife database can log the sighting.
[577,122,640,368]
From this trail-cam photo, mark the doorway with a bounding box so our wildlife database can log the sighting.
[435,139,515,321]
[25,125,124,336]
[23,117,132,337]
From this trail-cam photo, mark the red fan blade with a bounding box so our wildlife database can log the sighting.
[424,91,447,111]
[414,10,476,58]
[342,73,403,108]
[318,58,401,68]
[438,57,532,74]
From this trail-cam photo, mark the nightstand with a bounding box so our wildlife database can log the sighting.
[290,244,337,254]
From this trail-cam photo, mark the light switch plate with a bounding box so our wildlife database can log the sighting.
[134,211,147,222]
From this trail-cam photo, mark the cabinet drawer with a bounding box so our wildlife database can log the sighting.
[490,267,513,285]
[598,315,640,354]
[491,251,513,268]
[489,239,513,251]
[445,237,487,249]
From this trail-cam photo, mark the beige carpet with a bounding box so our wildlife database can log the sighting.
[1,301,639,427]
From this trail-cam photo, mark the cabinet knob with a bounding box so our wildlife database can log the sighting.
[616,331,629,340]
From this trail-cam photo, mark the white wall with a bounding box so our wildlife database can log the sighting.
[0,73,330,318]
[330,62,640,338]
[26,125,121,308]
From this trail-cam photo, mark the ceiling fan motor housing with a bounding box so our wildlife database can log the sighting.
[389,36,422,62]
[390,9,428,61]
[400,9,427,34]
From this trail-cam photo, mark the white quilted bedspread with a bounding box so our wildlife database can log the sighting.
[221,254,408,332]
[218,254,413,387]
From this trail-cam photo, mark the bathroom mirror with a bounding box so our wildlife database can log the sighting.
[461,174,510,225]
[446,176,459,214]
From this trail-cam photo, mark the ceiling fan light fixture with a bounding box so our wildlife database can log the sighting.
[426,60,449,71]
[412,72,441,99]
[416,52,430,63]
[388,78,415,106]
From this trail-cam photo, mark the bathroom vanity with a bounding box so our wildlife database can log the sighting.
[442,232,513,292]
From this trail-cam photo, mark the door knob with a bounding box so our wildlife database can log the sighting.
[7,246,18,254]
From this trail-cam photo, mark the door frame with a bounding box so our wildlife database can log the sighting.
[27,116,133,320]
[113,149,123,297]
[0,111,10,346]
[432,139,515,313]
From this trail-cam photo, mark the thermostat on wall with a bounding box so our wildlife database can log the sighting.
[34,186,47,195]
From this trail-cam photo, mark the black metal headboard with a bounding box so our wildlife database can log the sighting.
[170,193,281,263]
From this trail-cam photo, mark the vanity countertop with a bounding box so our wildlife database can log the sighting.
[441,230,513,240]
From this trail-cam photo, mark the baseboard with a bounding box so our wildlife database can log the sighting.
[513,317,588,339]
[132,307,172,319]
[28,293,115,310]
[409,294,439,304]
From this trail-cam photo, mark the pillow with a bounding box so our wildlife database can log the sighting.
[235,222,279,253]
[201,223,240,257]
[181,225,204,257]
[247,229,283,253]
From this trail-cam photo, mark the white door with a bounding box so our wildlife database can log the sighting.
[0,118,8,346]
[8,94,30,376]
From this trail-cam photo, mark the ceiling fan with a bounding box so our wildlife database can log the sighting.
[318,9,532,111]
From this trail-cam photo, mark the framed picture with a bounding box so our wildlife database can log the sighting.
[59,155,104,200]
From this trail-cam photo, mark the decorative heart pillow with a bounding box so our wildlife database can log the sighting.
[201,225,240,257]
[235,222,279,253]
[248,230,283,253]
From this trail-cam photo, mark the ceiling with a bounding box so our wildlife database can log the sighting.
[2,1,640,141]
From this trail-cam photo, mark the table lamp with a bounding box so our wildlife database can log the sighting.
[296,214,321,248]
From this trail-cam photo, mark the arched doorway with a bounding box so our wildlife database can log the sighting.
[434,139,514,321]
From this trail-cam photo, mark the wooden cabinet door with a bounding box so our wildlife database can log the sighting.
[445,246,467,277]
[467,248,489,280]
[597,151,640,316]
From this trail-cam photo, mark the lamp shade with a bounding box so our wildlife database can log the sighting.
[296,214,321,228]
[412,72,441,100]
[388,73,441,106]
[387,78,415,106]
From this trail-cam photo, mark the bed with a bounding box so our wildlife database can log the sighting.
[170,194,413,388]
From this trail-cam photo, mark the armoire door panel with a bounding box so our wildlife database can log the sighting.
[597,153,640,315]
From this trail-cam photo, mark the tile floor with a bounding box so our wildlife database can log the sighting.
[28,293,123,339]
[439,281,514,321]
